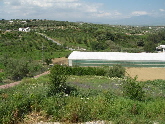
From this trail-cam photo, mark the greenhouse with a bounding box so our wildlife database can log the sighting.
[68,51,165,67]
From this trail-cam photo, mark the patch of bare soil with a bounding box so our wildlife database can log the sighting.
[52,57,68,65]
[126,67,165,81]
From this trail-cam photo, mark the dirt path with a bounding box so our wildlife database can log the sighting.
[0,71,50,89]
[0,57,68,89]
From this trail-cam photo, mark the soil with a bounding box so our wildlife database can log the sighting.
[52,57,68,65]
[125,67,165,81]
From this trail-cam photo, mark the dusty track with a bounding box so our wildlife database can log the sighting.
[0,71,50,89]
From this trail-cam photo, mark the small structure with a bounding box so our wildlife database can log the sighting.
[156,45,165,52]
[68,51,165,67]
[9,21,14,24]
[19,27,30,32]
[21,21,27,23]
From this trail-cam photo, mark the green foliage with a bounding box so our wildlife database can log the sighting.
[0,31,68,81]
[49,65,68,95]
[1,19,165,53]
[0,77,49,124]
[106,64,125,78]
[2,57,43,80]
[123,76,145,101]
[1,74,165,123]
[144,41,156,52]
[44,57,52,65]
[1,20,165,123]
[50,65,125,78]
[0,72,5,83]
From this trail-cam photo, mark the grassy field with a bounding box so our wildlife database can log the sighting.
[1,73,165,124]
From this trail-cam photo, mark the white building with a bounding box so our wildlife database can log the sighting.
[19,27,30,32]
[68,51,165,67]
[156,45,165,52]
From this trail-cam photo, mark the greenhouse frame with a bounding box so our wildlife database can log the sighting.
[68,51,165,67]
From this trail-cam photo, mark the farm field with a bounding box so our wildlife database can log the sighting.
[126,67,165,81]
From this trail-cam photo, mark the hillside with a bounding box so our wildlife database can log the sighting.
[0,30,70,82]
[1,19,165,52]
[1,19,165,124]
[0,19,165,81]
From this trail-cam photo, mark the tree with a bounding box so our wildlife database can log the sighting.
[44,57,52,65]
[49,65,68,95]
[144,41,156,52]
[3,57,43,80]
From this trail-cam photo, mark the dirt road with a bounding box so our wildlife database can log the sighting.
[0,71,50,89]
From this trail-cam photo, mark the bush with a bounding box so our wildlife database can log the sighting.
[49,65,68,95]
[0,72,5,83]
[106,64,125,78]
[123,77,145,101]
[50,65,125,78]
[3,57,43,80]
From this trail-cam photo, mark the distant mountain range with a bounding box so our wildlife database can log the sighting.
[108,15,165,26]
[1,16,164,26]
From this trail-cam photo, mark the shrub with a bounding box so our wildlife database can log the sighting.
[123,76,145,101]
[106,64,125,78]
[49,65,68,95]
[3,57,43,80]
[0,72,5,83]
[44,57,52,65]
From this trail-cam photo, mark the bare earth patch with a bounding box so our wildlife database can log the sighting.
[126,67,165,81]
[52,57,68,65]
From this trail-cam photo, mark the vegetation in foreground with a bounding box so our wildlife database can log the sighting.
[1,65,165,124]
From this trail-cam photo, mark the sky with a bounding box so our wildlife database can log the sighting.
[0,0,165,25]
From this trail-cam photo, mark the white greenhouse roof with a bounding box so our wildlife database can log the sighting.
[68,51,165,61]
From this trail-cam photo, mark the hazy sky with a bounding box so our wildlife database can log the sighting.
[0,0,165,25]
